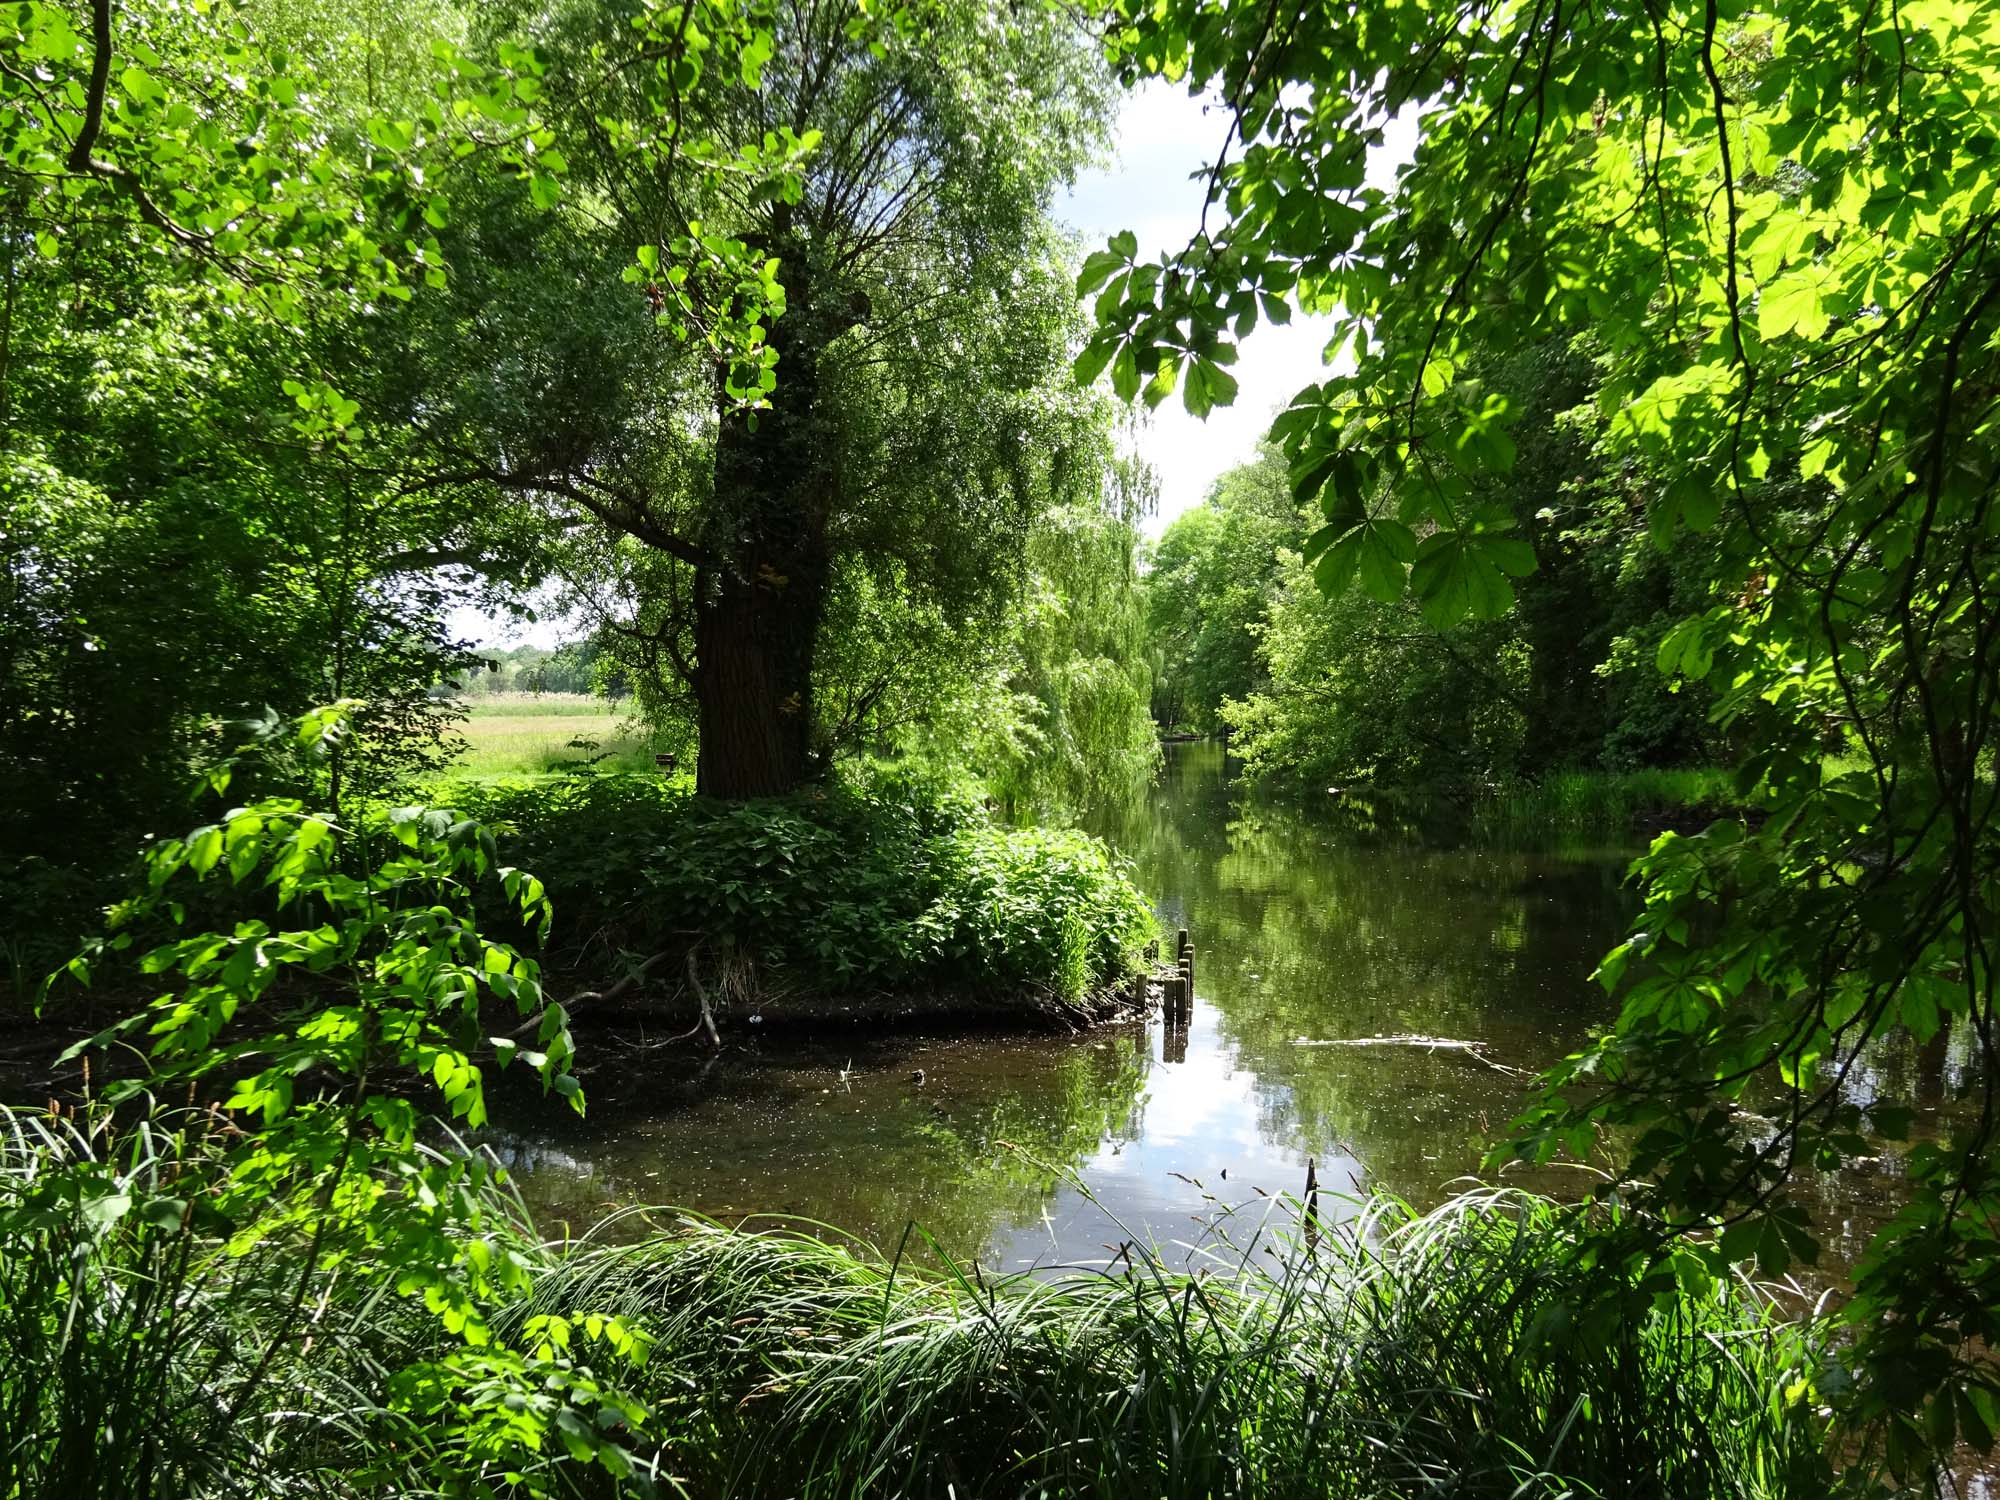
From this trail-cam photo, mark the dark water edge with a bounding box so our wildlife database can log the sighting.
[490,742,1972,1285]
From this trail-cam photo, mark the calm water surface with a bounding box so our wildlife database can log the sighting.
[494,742,1952,1274]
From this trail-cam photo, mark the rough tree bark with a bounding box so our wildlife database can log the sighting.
[691,246,841,799]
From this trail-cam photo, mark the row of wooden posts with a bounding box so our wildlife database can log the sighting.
[1163,927,1195,1028]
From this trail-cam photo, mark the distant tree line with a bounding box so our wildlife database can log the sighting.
[449,639,628,699]
[1145,342,1717,787]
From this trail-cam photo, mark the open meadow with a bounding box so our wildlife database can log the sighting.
[448,693,659,776]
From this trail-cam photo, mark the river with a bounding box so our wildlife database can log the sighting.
[493,741,1956,1278]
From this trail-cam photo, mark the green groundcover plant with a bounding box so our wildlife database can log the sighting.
[435,765,1156,1009]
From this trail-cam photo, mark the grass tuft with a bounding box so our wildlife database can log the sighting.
[0,1107,1835,1497]
[527,1186,1832,1498]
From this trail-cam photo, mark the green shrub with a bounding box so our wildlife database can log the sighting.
[15,732,662,1496]
[431,764,1155,1005]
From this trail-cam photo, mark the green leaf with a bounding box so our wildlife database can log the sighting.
[1756,265,1829,340]
[1409,529,1519,627]
[1182,359,1211,417]
[1072,334,1118,387]
[1111,345,1141,402]
[139,1197,189,1230]
[82,1192,133,1232]
[1656,616,1714,679]
[1077,249,1124,297]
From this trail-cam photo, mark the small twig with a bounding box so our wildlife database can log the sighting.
[685,949,721,1049]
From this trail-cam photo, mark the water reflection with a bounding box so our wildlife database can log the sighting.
[492,740,1960,1275]
[486,1029,1148,1252]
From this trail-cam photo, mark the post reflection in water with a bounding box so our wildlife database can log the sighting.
[493,741,1936,1275]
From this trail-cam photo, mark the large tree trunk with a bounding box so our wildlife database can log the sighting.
[692,543,826,797]
[691,246,837,799]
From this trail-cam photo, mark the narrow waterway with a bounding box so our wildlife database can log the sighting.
[496,742,1953,1275]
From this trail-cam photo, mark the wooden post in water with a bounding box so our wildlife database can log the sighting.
[1177,952,1194,1025]
[1303,1157,1321,1257]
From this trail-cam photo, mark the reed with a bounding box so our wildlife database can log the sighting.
[527,1187,1832,1498]
[1481,768,1737,830]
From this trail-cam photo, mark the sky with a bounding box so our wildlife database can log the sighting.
[1055,83,1341,538]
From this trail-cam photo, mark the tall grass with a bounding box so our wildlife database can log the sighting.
[0,1105,385,1497]
[447,704,657,776]
[0,1104,532,1498]
[461,692,633,717]
[527,1187,1832,1498]
[0,1105,1835,1497]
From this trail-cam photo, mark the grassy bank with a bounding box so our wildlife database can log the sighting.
[0,1108,1831,1498]
[532,1188,1829,1498]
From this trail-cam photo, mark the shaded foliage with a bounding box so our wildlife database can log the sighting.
[1087,0,2000,1473]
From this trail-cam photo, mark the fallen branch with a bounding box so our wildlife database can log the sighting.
[513,948,678,1038]
[1292,1034,1532,1078]
[570,948,678,1009]
[685,950,721,1049]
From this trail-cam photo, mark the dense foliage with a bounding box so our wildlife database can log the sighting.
[376,0,1133,798]
[1084,0,2000,1474]
[1146,348,1716,787]
[0,0,1157,993]
[1,707,1155,1492]
[10,0,2000,1485]
[441,765,1155,1011]
[1144,445,1298,736]
[1,1081,1829,1496]
[15,732,658,1495]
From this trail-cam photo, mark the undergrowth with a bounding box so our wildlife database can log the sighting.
[0,1113,1835,1499]
[0,724,1841,1496]
[434,763,1156,1010]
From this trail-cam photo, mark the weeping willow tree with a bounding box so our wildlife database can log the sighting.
[987,492,1160,819]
